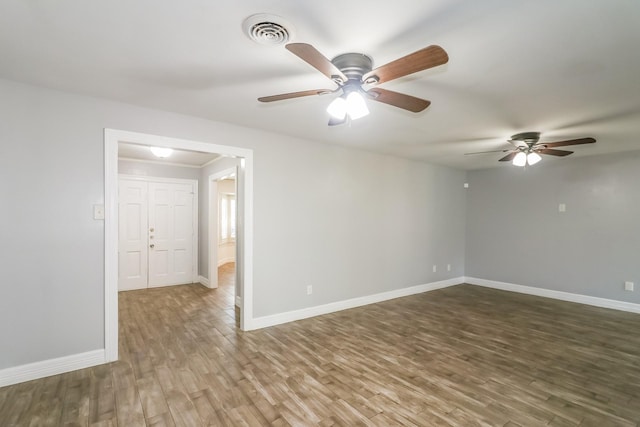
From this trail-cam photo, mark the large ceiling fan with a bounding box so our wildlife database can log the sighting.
[258,43,449,126]
[466,132,596,166]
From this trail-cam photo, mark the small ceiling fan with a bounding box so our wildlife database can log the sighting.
[466,132,596,166]
[258,43,449,126]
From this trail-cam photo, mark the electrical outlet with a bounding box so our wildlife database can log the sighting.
[432,265,437,273]
[625,281,634,291]
[306,285,313,295]
[447,264,451,272]
[558,203,566,213]
[93,204,105,220]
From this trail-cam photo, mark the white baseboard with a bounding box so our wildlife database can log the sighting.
[0,349,106,388]
[197,275,210,287]
[235,295,241,307]
[217,257,235,267]
[250,277,463,330]
[464,277,640,314]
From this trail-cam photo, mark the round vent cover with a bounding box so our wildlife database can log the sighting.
[242,14,293,45]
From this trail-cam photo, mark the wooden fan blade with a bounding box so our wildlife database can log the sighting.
[286,43,348,83]
[328,116,347,126]
[542,137,596,148]
[498,152,519,162]
[464,149,511,155]
[367,88,431,112]
[537,148,574,156]
[258,89,332,103]
[362,45,449,85]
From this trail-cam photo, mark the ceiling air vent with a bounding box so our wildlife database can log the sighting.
[242,14,293,46]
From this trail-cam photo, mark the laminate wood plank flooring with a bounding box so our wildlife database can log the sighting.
[1,264,640,426]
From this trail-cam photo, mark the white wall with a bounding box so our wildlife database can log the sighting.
[0,78,466,370]
[466,150,640,303]
[118,159,201,181]
[251,139,467,317]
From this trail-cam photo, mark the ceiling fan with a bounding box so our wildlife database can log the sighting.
[466,132,596,166]
[258,43,449,126]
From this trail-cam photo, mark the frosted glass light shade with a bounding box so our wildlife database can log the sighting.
[527,152,542,165]
[346,91,369,120]
[327,97,347,119]
[149,147,173,158]
[512,152,527,167]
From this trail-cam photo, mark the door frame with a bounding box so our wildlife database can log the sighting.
[207,167,237,290]
[105,129,254,363]
[119,174,199,289]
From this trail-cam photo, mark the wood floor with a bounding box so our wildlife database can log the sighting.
[1,267,640,426]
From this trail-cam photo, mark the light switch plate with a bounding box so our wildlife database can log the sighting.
[94,204,105,220]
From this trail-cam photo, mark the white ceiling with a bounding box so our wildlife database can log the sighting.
[118,142,220,167]
[1,0,639,170]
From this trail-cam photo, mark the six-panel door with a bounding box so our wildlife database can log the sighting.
[118,180,149,291]
[148,182,194,288]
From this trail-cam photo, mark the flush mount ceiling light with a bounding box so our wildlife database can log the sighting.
[465,132,596,166]
[242,14,294,46]
[149,147,173,158]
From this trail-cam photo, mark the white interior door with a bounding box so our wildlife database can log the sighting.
[118,180,148,291]
[148,182,195,287]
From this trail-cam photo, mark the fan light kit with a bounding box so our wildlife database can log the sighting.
[259,43,449,125]
[327,91,370,121]
[466,132,596,167]
[149,147,173,158]
[513,151,542,167]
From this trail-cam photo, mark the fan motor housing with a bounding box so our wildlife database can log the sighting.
[511,132,541,143]
[331,53,373,81]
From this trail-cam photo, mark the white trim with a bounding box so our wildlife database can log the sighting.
[198,275,210,287]
[118,174,199,185]
[201,155,226,168]
[0,350,105,388]
[105,129,254,363]
[235,295,241,307]
[104,133,118,362]
[242,155,254,331]
[118,157,204,169]
[250,277,463,330]
[464,277,640,314]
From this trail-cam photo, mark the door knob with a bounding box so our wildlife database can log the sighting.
[150,244,155,249]
[149,227,154,232]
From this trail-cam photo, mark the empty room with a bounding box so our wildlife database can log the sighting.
[1,1,639,426]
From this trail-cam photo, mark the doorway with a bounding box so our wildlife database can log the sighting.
[207,168,238,297]
[104,129,254,363]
